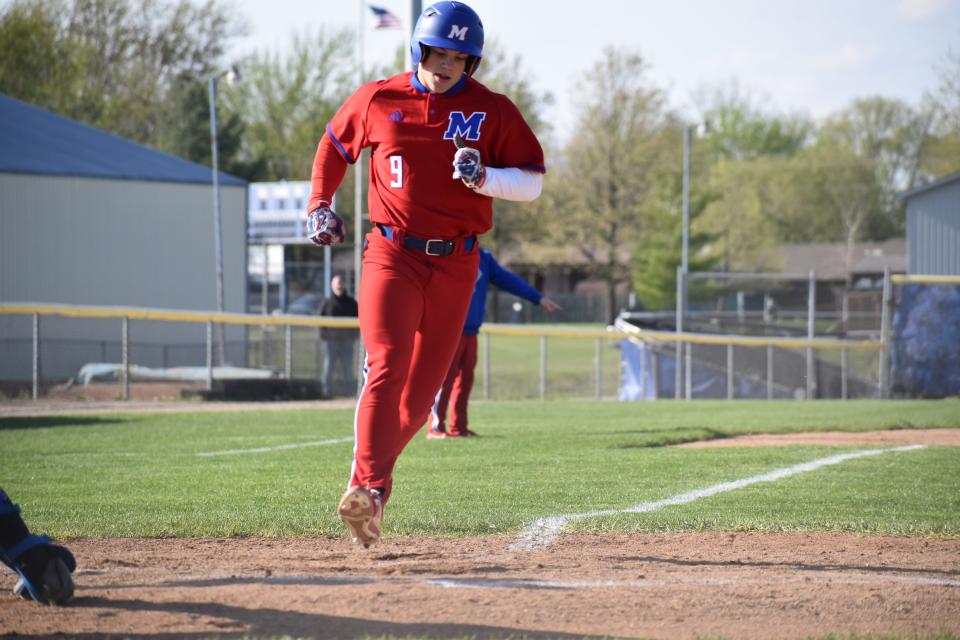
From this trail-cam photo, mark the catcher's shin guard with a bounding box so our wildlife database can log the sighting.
[0,489,76,605]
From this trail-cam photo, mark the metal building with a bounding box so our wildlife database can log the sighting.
[0,93,248,382]
[901,171,960,275]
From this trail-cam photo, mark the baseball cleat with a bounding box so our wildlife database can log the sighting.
[337,486,383,548]
[447,429,480,437]
[426,427,447,439]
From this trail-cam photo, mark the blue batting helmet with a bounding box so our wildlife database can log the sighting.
[411,1,484,76]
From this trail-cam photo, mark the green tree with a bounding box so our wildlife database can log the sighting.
[697,83,812,160]
[545,47,674,322]
[221,27,356,182]
[155,72,259,180]
[699,157,784,272]
[683,85,813,272]
[806,141,883,284]
[472,37,554,258]
[818,96,931,236]
[760,152,839,243]
[923,41,960,178]
[632,184,718,310]
[0,1,85,115]
[0,0,245,148]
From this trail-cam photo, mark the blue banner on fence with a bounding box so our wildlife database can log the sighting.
[619,339,768,400]
[891,284,960,398]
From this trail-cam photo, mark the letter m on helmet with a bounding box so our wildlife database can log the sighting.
[444,111,486,142]
[448,24,468,40]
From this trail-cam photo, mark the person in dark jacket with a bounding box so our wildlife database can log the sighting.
[428,248,559,438]
[319,274,359,397]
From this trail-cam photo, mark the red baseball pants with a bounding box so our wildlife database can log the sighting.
[431,333,478,434]
[350,230,478,502]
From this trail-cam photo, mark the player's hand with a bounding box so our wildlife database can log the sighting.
[306,206,345,246]
[540,297,562,312]
[452,135,486,188]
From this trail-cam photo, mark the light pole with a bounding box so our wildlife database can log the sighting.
[681,122,709,278]
[209,64,240,365]
[681,125,692,278]
[676,121,708,399]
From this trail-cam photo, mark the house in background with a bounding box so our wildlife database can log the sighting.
[0,93,248,385]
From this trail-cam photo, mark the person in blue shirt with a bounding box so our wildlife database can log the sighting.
[428,248,560,438]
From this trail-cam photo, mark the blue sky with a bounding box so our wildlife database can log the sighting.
[230,0,960,138]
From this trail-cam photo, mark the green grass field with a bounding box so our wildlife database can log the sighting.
[1,399,957,541]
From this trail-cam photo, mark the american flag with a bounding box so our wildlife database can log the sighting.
[369,5,402,30]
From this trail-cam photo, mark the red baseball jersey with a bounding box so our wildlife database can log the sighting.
[312,71,545,238]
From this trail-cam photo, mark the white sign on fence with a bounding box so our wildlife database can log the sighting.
[247,181,313,244]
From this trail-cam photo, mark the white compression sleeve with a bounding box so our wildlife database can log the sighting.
[472,167,543,201]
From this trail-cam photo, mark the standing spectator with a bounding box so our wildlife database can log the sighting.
[428,248,560,438]
[319,274,359,397]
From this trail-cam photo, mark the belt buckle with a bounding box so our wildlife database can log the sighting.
[424,239,449,256]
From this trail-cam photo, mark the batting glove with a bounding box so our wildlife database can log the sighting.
[306,205,345,246]
[452,146,486,189]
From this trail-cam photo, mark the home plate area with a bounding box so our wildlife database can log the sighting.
[1,533,958,639]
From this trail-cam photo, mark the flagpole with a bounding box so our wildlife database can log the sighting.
[407,0,420,71]
[354,0,364,297]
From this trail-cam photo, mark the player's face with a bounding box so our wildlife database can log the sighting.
[417,47,469,93]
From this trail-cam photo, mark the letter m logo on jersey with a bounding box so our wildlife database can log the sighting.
[444,111,486,142]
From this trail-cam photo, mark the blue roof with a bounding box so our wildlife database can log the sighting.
[0,93,245,186]
[899,171,960,201]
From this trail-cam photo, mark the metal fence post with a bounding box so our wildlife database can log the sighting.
[32,313,40,400]
[651,349,659,399]
[806,270,816,400]
[594,336,602,399]
[539,335,547,400]
[879,267,892,399]
[640,342,648,400]
[841,348,849,400]
[122,316,130,401]
[675,267,683,399]
[766,344,774,400]
[726,343,734,400]
[285,324,293,380]
[684,342,692,400]
[206,320,214,391]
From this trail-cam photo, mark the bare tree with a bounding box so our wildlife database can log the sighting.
[544,47,674,321]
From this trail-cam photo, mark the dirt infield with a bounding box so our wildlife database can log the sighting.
[1,532,958,639]
[3,398,959,638]
[678,428,960,448]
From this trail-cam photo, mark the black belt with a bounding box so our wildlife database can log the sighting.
[377,224,477,257]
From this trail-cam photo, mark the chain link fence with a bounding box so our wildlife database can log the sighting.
[2,274,957,402]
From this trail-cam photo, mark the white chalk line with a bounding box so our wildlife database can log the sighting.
[52,452,144,458]
[197,436,353,457]
[79,569,960,591]
[426,574,960,590]
[511,445,927,550]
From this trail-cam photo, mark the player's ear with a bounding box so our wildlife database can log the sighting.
[466,55,480,76]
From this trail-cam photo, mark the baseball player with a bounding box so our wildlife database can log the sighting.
[306,0,545,547]
[0,488,76,605]
[428,248,560,438]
